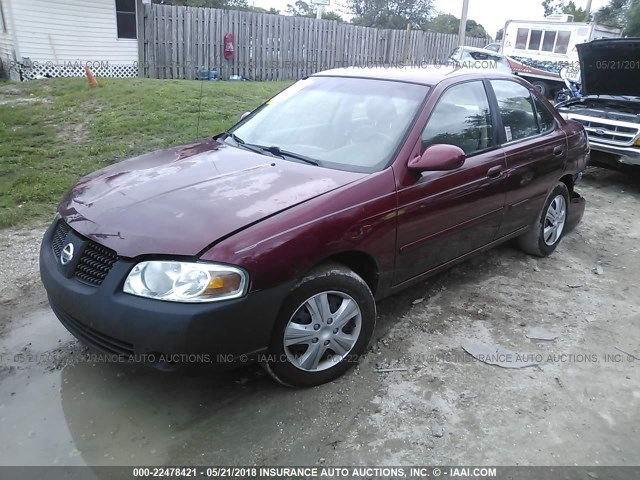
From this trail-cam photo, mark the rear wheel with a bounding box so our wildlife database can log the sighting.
[263,264,376,387]
[518,182,569,257]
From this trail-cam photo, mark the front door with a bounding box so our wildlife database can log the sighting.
[394,80,508,286]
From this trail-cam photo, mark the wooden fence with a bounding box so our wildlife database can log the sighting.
[137,4,488,81]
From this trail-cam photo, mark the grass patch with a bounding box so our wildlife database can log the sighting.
[0,77,291,228]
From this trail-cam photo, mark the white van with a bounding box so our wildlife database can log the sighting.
[500,16,621,97]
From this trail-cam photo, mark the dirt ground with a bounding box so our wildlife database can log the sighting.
[0,166,639,467]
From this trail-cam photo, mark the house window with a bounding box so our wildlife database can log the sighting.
[116,0,136,39]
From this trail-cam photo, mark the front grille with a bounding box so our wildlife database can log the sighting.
[52,303,134,357]
[75,242,119,286]
[568,114,640,146]
[51,220,119,287]
[51,221,70,258]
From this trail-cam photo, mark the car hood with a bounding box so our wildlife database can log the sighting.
[577,38,640,97]
[60,139,364,258]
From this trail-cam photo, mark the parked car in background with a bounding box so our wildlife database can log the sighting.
[484,42,502,53]
[556,38,640,169]
[447,46,513,74]
[40,67,588,388]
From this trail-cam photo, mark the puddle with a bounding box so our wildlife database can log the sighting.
[0,307,328,466]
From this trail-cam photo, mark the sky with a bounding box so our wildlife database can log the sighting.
[250,0,612,38]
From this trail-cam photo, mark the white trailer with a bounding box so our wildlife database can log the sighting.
[500,16,621,97]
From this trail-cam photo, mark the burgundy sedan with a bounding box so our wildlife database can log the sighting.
[40,67,588,387]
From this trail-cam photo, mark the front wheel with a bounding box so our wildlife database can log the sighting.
[518,182,569,257]
[263,264,376,388]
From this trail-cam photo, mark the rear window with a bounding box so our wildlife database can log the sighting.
[490,80,539,142]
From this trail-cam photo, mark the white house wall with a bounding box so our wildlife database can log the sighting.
[0,0,16,79]
[12,0,139,78]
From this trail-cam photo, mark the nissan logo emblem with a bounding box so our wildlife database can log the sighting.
[60,243,74,265]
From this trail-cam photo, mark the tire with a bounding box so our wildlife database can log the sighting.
[262,263,376,388]
[518,182,569,257]
[531,80,550,98]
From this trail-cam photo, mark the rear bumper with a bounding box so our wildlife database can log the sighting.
[39,221,292,363]
[565,191,586,235]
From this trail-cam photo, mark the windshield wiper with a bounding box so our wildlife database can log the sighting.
[223,131,245,145]
[223,133,320,166]
[257,145,320,166]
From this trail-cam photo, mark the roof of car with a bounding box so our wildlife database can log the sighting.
[312,66,513,86]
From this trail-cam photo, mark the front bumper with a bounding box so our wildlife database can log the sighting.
[40,221,291,362]
[588,141,640,166]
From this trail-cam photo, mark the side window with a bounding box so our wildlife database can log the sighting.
[554,30,571,54]
[421,81,494,156]
[515,28,528,49]
[528,30,542,50]
[490,80,539,142]
[532,95,556,133]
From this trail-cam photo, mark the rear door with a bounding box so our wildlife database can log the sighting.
[487,79,567,237]
[393,80,508,286]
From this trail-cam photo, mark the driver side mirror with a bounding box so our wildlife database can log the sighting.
[408,144,466,172]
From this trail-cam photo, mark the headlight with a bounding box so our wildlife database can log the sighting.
[123,261,248,303]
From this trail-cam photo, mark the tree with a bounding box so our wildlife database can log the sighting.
[541,0,564,16]
[466,19,488,38]
[562,1,589,21]
[250,6,281,14]
[427,13,458,33]
[286,0,344,21]
[593,0,628,27]
[626,0,640,35]
[348,0,434,30]
[426,13,488,38]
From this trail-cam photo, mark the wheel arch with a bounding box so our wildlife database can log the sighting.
[559,174,575,195]
[312,250,380,296]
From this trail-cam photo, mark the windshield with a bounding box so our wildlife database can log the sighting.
[229,76,429,173]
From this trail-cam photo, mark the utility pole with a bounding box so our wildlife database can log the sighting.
[316,6,323,19]
[585,0,593,20]
[458,0,470,47]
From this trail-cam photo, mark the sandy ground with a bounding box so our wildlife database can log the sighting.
[0,166,639,467]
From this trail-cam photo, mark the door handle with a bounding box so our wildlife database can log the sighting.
[553,146,564,156]
[487,166,503,179]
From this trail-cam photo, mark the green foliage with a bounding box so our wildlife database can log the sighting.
[347,0,433,29]
[286,0,344,21]
[0,78,290,228]
[562,1,589,21]
[426,13,488,38]
[541,0,564,16]
[626,0,640,35]
[594,0,628,27]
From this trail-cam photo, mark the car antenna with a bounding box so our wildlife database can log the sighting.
[196,73,204,138]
